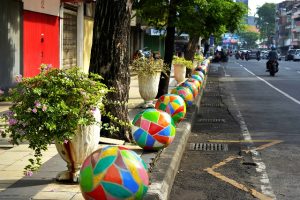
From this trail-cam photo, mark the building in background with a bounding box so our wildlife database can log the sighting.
[275,0,300,54]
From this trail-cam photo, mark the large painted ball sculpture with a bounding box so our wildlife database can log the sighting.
[179,81,198,98]
[132,108,176,150]
[79,146,149,200]
[171,86,194,106]
[155,94,186,124]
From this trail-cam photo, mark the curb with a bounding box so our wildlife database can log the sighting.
[144,88,204,200]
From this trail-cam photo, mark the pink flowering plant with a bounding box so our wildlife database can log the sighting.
[1,64,109,174]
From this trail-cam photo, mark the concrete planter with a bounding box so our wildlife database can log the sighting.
[138,72,161,108]
[55,108,101,182]
[173,64,186,84]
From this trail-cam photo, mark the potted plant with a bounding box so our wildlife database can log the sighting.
[194,54,204,68]
[1,65,109,182]
[172,56,193,84]
[130,57,167,108]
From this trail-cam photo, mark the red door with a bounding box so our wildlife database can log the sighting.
[23,11,59,77]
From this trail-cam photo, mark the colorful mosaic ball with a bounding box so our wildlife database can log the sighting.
[195,66,206,75]
[192,70,205,80]
[191,74,203,84]
[171,86,194,106]
[79,146,149,200]
[132,108,176,150]
[187,78,201,91]
[179,81,198,98]
[155,94,186,124]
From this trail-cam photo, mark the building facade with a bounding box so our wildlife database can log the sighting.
[275,0,300,54]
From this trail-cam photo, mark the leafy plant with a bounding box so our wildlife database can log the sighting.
[130,57,169,76]
[1,65,109,174]
[0,89,10,102]
[172,56,193,69]
[194,54,204,63]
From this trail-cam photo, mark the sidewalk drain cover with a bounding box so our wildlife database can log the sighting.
[188,143,228,151]
[198,119,226,123]
[201,103,222,107]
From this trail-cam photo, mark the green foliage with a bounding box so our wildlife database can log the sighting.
[130,57,169,76]
[133,0,169,29]
[255,3,276,40]
[1,65,109,174]
[239,31,260,49]
[177,0,247,39]
[134,0,247,44]
[172,56,193,69]
[194,54,205,63]
[0,90,9,102]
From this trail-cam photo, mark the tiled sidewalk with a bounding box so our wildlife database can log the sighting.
[0,74,178,200]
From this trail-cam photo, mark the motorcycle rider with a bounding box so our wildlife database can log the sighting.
[256,50,261,61]
[266,46,278,72]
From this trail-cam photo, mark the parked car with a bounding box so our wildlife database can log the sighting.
[285,49,297,61]
[293,49,300,61]
[247,50,260,60]
[261,50,270,59]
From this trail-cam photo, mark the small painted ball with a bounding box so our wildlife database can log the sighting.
[79,146,149,200]
[155,94,186,124]
[186,78,201,91]
[132,108,176,150]
[179,81,198,98]
[192,70,205,80]
[171,86,194,106]
[191,74,203,84]
[195,66,206,75]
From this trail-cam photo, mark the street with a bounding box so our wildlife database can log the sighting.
[170,58,300,200]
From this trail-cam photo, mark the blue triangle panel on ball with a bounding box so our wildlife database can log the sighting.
[120,169,140,193]
[146,134,156,146]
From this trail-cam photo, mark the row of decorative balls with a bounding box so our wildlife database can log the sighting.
[79,60,210,200]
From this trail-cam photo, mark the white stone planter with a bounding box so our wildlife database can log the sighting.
[55,108,101,182]
[138,72,161,108]
[173,64,186,84]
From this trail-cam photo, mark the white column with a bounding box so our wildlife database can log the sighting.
[77,2,84,69]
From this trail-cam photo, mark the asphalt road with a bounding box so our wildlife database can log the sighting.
[223,58,300,200]
[170,58,300,200]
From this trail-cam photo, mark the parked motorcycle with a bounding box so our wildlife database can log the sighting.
[245,52,249,61]
[235,52,240,59]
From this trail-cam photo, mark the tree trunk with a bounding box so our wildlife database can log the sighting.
[156,0,177,98]
[184,35,199,77]
[89,0,132,142]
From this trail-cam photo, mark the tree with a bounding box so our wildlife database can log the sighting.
[238,25,260,49]
[178,0,247,62]
[89,0,132,141]
[239,31,260,49]
[134,0,247,93]
[134,0,180,97]
[255,3,276,43]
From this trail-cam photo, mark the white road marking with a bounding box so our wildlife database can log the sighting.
[230,94,277,199]
[297,71,300,74]
[242,66,300,105]
[285,67,291,70]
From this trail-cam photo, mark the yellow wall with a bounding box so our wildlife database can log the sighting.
[83,18,94,74]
